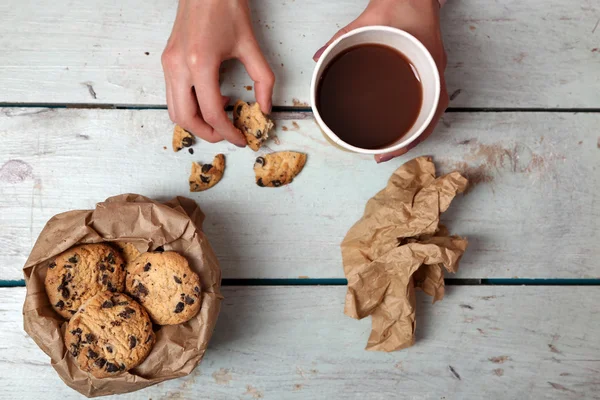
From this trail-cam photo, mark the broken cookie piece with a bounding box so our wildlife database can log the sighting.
[189,154,225,192]
[172,125,195,152]
[254,151,306,187]
[233,100,274,151]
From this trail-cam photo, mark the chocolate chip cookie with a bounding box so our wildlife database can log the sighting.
[113,241,141,266]
[189,154,225,192]
[172,125,195,152]
[254,151,307,187]
[125,251,202,325]
[233,100,274,151]
[65,291,155,379]
[45,244,126,319]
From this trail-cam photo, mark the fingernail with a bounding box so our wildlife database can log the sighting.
[376,155,393,164]
[313,46,326,61]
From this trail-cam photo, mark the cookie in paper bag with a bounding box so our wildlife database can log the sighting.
[65,291,155,379]
[126,251,202,325]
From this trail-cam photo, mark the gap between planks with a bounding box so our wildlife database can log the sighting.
[3,278,600,288]
[3,103,600,113]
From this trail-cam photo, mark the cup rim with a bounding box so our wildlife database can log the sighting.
[310,25,441,155]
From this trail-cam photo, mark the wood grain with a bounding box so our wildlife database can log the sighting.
[0,0,599,107]
[1,286,599,399]
[0,108,598,281]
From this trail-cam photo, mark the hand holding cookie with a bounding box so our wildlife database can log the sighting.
[162,0,274,146]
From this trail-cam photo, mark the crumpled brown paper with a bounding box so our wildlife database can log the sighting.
[22,194,222,397]
[341,157,468,352]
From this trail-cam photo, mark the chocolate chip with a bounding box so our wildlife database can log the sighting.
[85,333,95,343]
[200,175,210,184]
[87,349,98,359]
[95,358,107,368]
[257,178,265,187]
[100,325,105,330]
[70,328,82,335]
[120,363,126,371]
[183,274,187,278]
[145,334,153,344]
[64,264,72,269]
[61,287,70,299]
[107,282,117,292]
[68,310,76,315]
[120,263,126,271]
[100,274,109,285]
[236,104,244,115]
[107,265,115,273]
[255,157,265,167]
[184,295,195,305]
[135,282,149,297]
[102,300,113,308]
[143,263,151,272]
[173,276,182,284]
[272,180,282,187]
[55,300,65,310]
[188,148,194,154]
[49,261,56,269]
[194,286,201,294]
[118,307,136,319]
[182,137,193,147]
[174,302,185,313]
[106,346,113,353]
[201,164,213,174]
[129,336,137,349]
[255,129,263,139]
[110,321,121,327]
[99,264,107,271]
[107,252,116,264]
[68,255,78,264]
[70,344,80,357]
[154,246,164,253]
[116,301,129,306]
[106,362,119,373]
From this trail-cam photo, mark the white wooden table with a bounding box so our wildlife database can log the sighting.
[1,1,599,398]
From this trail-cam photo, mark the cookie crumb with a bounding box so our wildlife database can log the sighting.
[172,125,195,152]
[189,154,226,192]
[254,151,306,188]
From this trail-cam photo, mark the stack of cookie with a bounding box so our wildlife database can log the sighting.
[45,243,202,379]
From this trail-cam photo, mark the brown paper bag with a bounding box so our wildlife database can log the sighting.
[341,157,468,352]
[22,194,222,397]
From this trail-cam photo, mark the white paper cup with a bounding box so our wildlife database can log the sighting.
[310,26,440,155]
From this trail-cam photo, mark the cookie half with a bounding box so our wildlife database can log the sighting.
[125,251,202,325]
[45,244,126,319]
[254,151,307,187]
[189,154,225,192]
[65,291,154,379]
[233,100,274,151]
[172,125,195,152]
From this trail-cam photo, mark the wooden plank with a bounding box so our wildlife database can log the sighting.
[1,108,599,281]
[1,286,599,399]
[0,0,599,107]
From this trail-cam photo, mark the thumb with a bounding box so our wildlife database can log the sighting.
[239,40,275,114]
[313,22,360,62]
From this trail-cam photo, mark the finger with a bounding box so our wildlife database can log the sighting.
[239,40,275,114]
[171,81,222,143]
[313,21,360,62]
[194,63,247,146]
[163,71,176,122]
